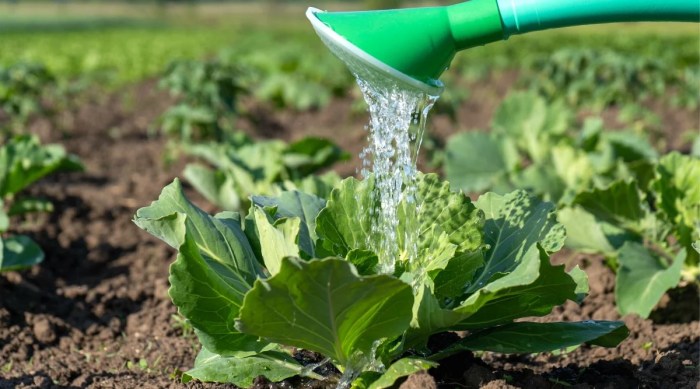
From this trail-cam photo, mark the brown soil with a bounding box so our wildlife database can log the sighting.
[1,79,698,389]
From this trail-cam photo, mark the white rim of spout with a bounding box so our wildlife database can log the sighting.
[306,7,444,96]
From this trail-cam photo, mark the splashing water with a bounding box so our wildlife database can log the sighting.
[310,15,440,274]
[356,79,437,274]
[311,17,440,388]
[322,52,440,389]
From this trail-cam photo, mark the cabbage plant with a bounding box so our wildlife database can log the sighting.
[134,173,627,388]
[559,152,700,317]
[183,132,348,212]
[0,135,83,272]
[445,92,699,318]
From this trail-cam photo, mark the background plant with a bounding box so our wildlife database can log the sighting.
[223,42,354,111]
[558,152,699,317]
[443,91,698,318]
[0,135,83,272]
[182,132,348,212]
[0,62,56,135]
[443,91,658,203]
[157,58,247,143]
[527,48,661,108]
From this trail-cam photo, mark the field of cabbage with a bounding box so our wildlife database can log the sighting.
[0,2,698,389]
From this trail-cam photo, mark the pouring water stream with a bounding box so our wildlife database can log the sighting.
[356,78,437,275]
[305,7,441,388]
[329,40,440,389]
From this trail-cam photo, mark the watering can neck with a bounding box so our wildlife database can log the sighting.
[444,0,700,69]
[442,0,699,83]
[491,0,700,39]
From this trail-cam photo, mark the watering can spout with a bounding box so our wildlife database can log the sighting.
[307,0,700,95]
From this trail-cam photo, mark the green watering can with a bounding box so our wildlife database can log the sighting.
[307,0,700,95]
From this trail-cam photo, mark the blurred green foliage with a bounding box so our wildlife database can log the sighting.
[364,0,401,9]
[0,62,55,133]
[526,48,699,110]
[158,58,246,142]
[0,27,236,86]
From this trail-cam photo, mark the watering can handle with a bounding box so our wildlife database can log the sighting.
[492,0,700,38]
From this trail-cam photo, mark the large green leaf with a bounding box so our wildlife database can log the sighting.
[444,131,510,193]
[133,179,262,283]
[174,227,265,354]
[398,173,484,275]
[351,358,437,389]
[572,180,644,227]
[252,207,300,276]
[558,206,616,254]
[470,190,565,292]
[252,190,326,253]
[183,163,241,211]
[183,347,319,386]
[434,321,628,356]
[133,179,264,354]
[315,177,375,257]
[0,235,44,272]
[454,246,578,329]
[615,242,685,318]
[237,258,413,367]
[0,135,83,198]
[404,285,465,349]
[491,92,570,164]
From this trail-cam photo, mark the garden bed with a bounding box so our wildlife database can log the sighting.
[1,80,698,389]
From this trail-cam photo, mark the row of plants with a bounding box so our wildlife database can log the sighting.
[442,91,699,318]
[0,26,239,87]
[155,55,350,212]
[210,38,699,113]
[2,25,696,127]
[3,40,680,152]
[525,48,700,110]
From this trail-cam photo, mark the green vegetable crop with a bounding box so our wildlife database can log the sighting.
[134,173,627,388]
[0,135,83,272]
[158,58,247,143]
[222,41,354,111]
[445,91,699,318]
[0,62,56,134]
[526,48,698,110]
[445,91,657,204]
[182,132,348,212]
[559,152,699,317]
